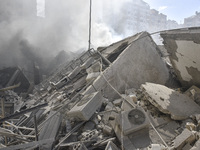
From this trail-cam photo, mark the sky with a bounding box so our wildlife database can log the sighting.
[143,0,200,24]
[37,0,200,24]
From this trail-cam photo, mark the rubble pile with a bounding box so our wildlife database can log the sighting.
[0,28,200,150]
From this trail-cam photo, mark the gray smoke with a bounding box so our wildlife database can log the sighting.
[0,0,132,77]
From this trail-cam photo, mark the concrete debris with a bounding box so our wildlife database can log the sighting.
[172,128,196,150]
[160,27,200,88]
[185,85,200,105]
[141,82,200,120]
[1,31,200,150]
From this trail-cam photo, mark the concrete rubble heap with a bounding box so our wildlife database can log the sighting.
[0,28,200,150]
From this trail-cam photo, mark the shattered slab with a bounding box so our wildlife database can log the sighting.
[141,82,200,120]
[87,32,170,99]
[184,85,200,106]
[160,27,200,88]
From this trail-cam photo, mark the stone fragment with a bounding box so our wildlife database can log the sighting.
[113,99,122,107]
[185,122,196,131]
[185,85,200,105]
[172,128,196,150]
[141,82,200,120]
[105,102,114,111]
[103,125,113,135]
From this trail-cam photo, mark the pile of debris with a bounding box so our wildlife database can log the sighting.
[0,27,200,150]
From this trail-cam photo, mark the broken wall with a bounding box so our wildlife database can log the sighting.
[85,32,169,99]
[160,27,200,88]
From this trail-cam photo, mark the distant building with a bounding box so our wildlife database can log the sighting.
[115,0,150,36]
[149,9,167,32]
[167,20,180,30]
[112,0,181,36]
[184,11,200,27]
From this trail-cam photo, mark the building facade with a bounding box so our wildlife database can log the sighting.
[184,11,200,27]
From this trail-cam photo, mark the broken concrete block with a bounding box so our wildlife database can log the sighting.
[172,128,196,150]
[105,141,120,150]
[105,102,114,111]
[186,122,196,131]
[118,107,149,135]
[128,94,138,103]
[103,125,113,135]
[68,92,103,121]
[113,99,122,107]
[185,85,200,105]
[141,82,200,120]
[161,28,200,88]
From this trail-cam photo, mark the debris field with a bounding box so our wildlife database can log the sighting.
[0,27,200,150]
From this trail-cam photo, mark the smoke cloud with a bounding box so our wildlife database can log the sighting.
[0,0,132,78]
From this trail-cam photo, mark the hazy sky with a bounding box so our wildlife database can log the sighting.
[37,0,200,24]
[143,0,200,23]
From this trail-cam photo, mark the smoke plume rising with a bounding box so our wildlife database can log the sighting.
[0,0,132,78]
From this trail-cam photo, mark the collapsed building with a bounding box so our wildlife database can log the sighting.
[0,27,200,150]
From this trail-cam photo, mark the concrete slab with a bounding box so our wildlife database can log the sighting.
[160,27,200,88]
[184,85,200,106]
[141,82,200,120]
[86,32,170,99]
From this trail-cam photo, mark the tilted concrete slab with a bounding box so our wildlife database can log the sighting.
[160,27,200,88]
[85,32,170,99]
[141,82,200,120]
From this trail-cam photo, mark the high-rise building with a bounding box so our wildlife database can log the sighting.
[184,11,200,27]
[116,0,150,36]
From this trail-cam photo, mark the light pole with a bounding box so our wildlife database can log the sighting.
[88,0,92,50]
